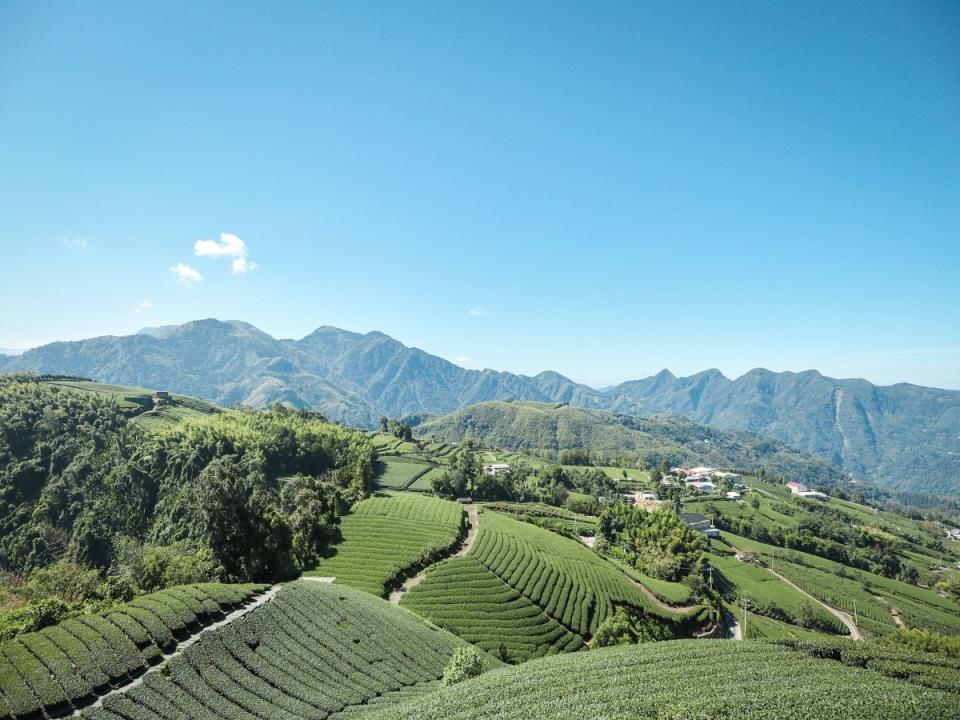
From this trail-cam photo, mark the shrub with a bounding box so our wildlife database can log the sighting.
[442,646,483,686]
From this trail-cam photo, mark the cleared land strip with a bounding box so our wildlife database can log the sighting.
[71,585,281,717]
[765,566,862,640]
[390,503,479,604]
[627,577,699,615]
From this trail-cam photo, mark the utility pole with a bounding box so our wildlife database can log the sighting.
[853,600,858,627]
[709,565,713,592]
[742,596,749,639]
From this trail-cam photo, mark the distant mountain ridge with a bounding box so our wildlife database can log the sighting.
[4,318,958,495]
[417,400,848,488]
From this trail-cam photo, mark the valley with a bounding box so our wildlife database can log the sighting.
[1,373,958,719]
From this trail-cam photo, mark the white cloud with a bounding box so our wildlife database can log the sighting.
[60,237,88,249]
[194,232,257,273]
[169,262,203,285]
[468,306,489,318]
[451,356,471,366]
[232,257,258,274]
[134,299,153,313]
[195,232,246,258]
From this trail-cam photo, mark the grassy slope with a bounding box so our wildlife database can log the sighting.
[417,400,847,485]
[306,493,464,596]
[401,509,703,662]
[349,639,960,720]
[79,581,500,720]
[45,379,218,431]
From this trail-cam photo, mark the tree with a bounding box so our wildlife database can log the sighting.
[378,416,389,433]
[441,647,483,686]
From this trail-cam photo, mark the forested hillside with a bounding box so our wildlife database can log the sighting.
[5,319,958,494]
[416,401,848,487]
[0,375,375,591]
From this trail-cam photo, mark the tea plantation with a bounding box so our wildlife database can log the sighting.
[401,510,706,661]
[305,493,464,596]
[0,583,265,718]
[347,639,960,720]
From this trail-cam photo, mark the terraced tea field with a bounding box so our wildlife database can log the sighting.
[718,531,960,637]
[348,639,960,720]
[374,459,437,490]
[306,493,464,596]
[401,510,705,661]
[708,553,846,635]
[0,583,265,718]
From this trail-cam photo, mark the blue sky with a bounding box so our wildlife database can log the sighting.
[1,1,958,389]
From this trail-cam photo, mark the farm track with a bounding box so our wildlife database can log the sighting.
[627,577,699,614]
[69,585,282,717]
[764,567,863,640]
[875,594,907,629]
[389,504,479,605]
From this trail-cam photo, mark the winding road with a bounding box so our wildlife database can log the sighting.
[765,566,862,640]
[389,504,479,605]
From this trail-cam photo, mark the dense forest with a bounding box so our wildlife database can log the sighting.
[0,375,375,625]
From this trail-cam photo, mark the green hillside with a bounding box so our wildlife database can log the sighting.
[416,401,848,486]
[0,582,264,718]
[306,493,465,596]
[43,378,220,431]
[349,639,960,720]
[0,374,375,589]
[1,581,498,719]
[9,320,958,494]
[401,510,706,662]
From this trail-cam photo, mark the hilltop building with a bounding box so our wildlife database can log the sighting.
[681,513,721,538]
[786,481,809,494]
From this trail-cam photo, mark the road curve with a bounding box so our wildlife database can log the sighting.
[389,503,479,605]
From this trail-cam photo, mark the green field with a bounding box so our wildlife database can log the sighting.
[481,502,600,534]
[708,552,846,635]
[350,639,960,720]
[47,380,156,410]
[718,531,960,637]
[374,458,435,490]
[73,581,497,720]
[402,510,703,662]
[0,583,264,718]
[306,493,465,595]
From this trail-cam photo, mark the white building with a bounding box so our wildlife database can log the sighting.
[687,480,717,493]
[726,491,741,500]
[482,463,511,476]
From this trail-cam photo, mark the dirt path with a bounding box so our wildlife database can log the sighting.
[765,567,862,640]
[389,504,479,605]
[628,578,700,614]
[875,595,907,628]
[72,585,281,717]
[728,613,743,640]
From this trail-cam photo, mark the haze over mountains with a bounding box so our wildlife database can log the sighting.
[4,318,958,495]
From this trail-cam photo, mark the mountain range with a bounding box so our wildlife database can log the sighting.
[417,401,848,487]
[3,318,958,495]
